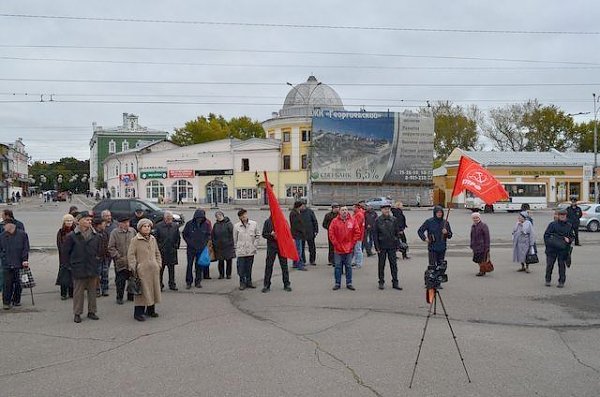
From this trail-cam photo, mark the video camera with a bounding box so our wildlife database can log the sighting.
[424,260,448,290]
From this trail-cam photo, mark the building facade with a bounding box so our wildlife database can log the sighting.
[0,138,30,202]
[89,113,168,192]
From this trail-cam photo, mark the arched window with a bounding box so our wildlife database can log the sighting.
[122,140,129,151]
[108,140,116,154]
[146,180,165,201]
[171,180,193,203]
[125,163,129,173]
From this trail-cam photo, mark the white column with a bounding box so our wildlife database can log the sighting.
[291,126,300,169]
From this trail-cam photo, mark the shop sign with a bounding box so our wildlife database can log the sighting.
[119,173,137,183]
[194,169,234,176]
[140,171,167,179]
[168,169,194,178]
[509,170,566,176]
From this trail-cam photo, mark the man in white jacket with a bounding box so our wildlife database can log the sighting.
[233,209,260,290]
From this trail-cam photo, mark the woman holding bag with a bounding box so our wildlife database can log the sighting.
[56,214,76,300]
[513,211,535,273]
[470,213,491,276]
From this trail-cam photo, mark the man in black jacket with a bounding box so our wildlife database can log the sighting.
[300,201,319,266]
[391,202,410,259]
[373,204,402,290]
[289,201,307,271]
[63,211,101,323]
[1,209,25,232]
[1,220,30,310]
[261,217,291,292]
[155,211,181,291]
[418,206,452,275]
[566,198,582,246]
[182,209,212,288]
[543,209,575,288]
[322,203,340,266]
[363,205,378,257]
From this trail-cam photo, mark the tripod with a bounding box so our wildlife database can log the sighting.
[409,288,471,388]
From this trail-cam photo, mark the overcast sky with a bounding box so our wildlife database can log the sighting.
[0,0,599,162]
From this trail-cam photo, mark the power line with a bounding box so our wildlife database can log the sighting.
[1,44,597,66]
[1,13,598,35]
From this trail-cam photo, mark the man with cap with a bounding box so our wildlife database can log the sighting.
[261,216,292,293]
[108,214,137,304]
[543,208,575,288]
[92,217,109,297]
[322,203,340,266]
[300,199,319,266]
[418,205,453,282]
[329,206,361,290]
[373,203,403,290]
[1,219,30,310]
[63,211,101,323]
[130,206,147,231]
[154,211,181,291]
[566,198,582,246]
[289,201,308,271]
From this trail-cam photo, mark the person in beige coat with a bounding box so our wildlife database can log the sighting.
[127,218,162,322]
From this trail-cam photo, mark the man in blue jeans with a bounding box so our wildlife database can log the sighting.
[328,206,360,290]
[289,201,308,271]
[233,209,260,290]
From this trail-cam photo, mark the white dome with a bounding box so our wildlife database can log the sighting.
[279,76,344,117]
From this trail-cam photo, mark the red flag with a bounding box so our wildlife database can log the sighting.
[451,156,509,205]
[263,171,299,261]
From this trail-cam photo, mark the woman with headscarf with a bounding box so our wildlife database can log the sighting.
[470,212,491,276]
[56,214,76,300]
[127,218,162,321]
[513,211,535,273]
[211,211,235,279]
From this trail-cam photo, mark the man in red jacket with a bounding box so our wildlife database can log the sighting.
[352,202,366,268]
[328,206,361,290]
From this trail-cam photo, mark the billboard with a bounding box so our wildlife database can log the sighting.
[311,110,434,183]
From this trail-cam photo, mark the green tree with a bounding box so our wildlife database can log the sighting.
[568,121,596,152]
[428,101,479,162]
[524,105,574,151]
[30,157,90,193]
[170,113,265,145]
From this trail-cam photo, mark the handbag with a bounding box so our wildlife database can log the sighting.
[196,246,211,268]
[525,246,539,264]
[479,253,494,273]
[127,264,142,296]
[19,267,36,288]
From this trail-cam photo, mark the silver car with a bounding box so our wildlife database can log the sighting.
[579,204,600,232]
[365,197,393,210]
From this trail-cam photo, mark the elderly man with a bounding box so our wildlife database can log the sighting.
[373,204,403,290]
[1,209,25,231]
[1,220,30,310]
[98,210,117,295]
[108,215,137,304]
[544,209,575,288]
[155,211,181,291]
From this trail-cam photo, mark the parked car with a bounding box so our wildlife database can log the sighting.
[365,197,393,210]
[92,199,184,227]
[578,204,600,232]
[556,201,590,211]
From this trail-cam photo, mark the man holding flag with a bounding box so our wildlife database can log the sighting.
[262,216,292,293]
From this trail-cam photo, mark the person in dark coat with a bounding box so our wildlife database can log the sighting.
[566,198,582,246]
[1,220,30,310]
[363,205,378,257]
[211,211,235,279]
[154,211,181,291]
[92,217,109,297]
[130,207,147,231]
[543,209,575,288]
[300,202,319,266]
[418,205,453,276]
[391,201,410,259]
[470,212,491,276]
[1,209,25,231]
[56,214,76,300]
[261,217,291,292]
[62,211,101,323]
[182,209,212,289]
[373,204,402,290]
[322,203,340,266]
[289,201,307,270]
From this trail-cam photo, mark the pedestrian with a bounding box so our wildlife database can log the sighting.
[373,204,402,290]
[1,219,30,310]
[56,214,75,300]
[108,215,137,304]
[68,206,79,217]
[566,198,582,246]
[513,211,535,273]
[182,209,211,289]
[351,202,366,269]
[416,193,421,207]
[130,207,146,230]
[2,209,25,231]
[418,205,453,282]
[289,201,308,271]
[391,201,410,259]
[322,203,340,266]
[211,211,235,279]
[63,211,101,323]
[300,200,319,266]
[154,211,180,291]
[100,210,117,293]
[102,210,117,236]
[543,209,575,288]
[92,217,109,297]
[233,209,259,290]
[470,213,491,276]
[363,205,378,257]
[261,216,291,293]
[127,218,162,321]
[178,193,184,205]
[329,206,361,290]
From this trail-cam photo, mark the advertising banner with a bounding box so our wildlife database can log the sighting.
[311,110,434,183]
[140,170,167,179]
[168,169,194,179]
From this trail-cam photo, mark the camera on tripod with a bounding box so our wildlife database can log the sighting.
[424,260,448,289]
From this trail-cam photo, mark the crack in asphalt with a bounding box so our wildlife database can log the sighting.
[0,329,120,343]
[555,331,600,374]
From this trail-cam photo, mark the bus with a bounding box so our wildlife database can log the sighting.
[464,182,547,212]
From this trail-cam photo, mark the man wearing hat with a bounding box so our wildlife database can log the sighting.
[566,198,582,246]
[130,206,147,231]
[92,217,109,297]
[543,209,575,288]
[300,199,319,266]
[63,211,101,323]
[373,203,403,290]
[108,214,137,304]
[1,219,30,310]
[322,203,340,266]
[289,201,308,271]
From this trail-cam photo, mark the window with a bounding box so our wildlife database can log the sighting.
[283,132,291,142]
[269,133,275,139]
[125,163,129,173]
[286,185,307,198]
[122,141,129,151]
[108,140,116,154]
[242,158,250,172]
[283,155,291,170]
[301,154,308,170]
[115,165,119,176]
[111,200,129,213]
[171,180,194,203]
[301,130,311,142]
[130,162,134,173]
[146,181,165,201]
[236,188,257,200]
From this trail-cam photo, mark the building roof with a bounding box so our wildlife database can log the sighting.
[278,75,344,118]
[446,148,596,168]
[103,140,178,161]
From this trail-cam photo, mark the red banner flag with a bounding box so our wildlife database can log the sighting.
[263,171,299,261]
[451,156,509,205]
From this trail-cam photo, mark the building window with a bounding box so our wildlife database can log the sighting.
[236,188,257,200]
[301,154,308,170]
[301,130,311,142]
[108,140,116,154]
[115,165,119,176]
[242,158,250,172]
[171,180,193,203]
[269,133,275,139]
[122,141,129,151]
[125,163,129,173]
[146,180,165,201]
[131,162,134,173]
[286,185,307,198]
[283,155,291,170]
[283,132,291,142]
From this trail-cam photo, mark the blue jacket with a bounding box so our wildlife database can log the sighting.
[0,229,30,269]
[417,206,452,252]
